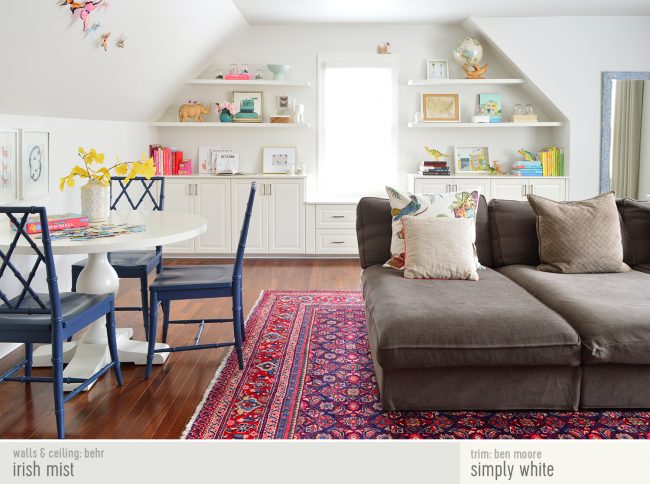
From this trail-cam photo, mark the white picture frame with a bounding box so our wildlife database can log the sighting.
[426,59,449,80]
[19,130,50,200]
[263,147,296,174]
[0,129,18,204]
[454,145,490,175]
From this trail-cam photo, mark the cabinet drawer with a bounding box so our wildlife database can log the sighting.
[316,205,357,229]
[315,229,358,254]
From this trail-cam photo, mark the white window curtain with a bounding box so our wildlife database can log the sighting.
[318,55,398,197]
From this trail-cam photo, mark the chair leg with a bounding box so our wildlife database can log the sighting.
[52,333,65,440]
[161,301,171,344]
[232,305,244,370]
[106,308,123,386]
[238,287,246,342]
[24,343,33,378]
[140,274,150,341]
[145,292,159,380]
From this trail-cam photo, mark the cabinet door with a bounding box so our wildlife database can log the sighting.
[413,179,452,194]
[163,180,195,253]
[529,179,567,201]
[194,180,231,254]
[452,178,491,200]
[267,179,305,254]
[232,179,266,253]
[490,179,527,201]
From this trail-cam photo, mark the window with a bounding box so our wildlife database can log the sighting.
[318,55,398,196]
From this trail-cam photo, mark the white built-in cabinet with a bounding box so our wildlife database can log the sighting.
[165,176,305,255]
[408,175,568,202]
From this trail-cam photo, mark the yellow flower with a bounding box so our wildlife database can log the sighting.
[115,164,129,176]
[78,147,86,155]
[66,177,75,188]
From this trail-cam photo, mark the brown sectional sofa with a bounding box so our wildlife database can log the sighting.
[356,195,650,411]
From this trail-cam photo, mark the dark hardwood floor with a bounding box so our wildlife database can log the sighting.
[0,258,361,439]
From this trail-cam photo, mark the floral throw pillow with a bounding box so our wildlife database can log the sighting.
[384,185,481,270]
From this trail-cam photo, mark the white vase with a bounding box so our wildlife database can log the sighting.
[80,180,110,223]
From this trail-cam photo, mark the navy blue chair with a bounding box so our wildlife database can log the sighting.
[0,207,122,439]
[145,182,256,379]
[71,176,165,338]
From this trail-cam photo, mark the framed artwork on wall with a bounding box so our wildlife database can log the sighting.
[19,130,50,200]
[233,91,263,122]
[263,147,296,174]
[0,129,18,204]
[421,93,460,122]
[454,145,490,175]
[426,59,449,80]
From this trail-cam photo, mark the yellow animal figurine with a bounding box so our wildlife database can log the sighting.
[178,103,211,122]
[462,63,489,79]
[424,146,450,161]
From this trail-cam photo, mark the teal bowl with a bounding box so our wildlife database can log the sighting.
[267,64,291,81]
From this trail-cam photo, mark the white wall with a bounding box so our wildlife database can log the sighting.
[0,114,155,358]
[0,0,248,121]
[469,16,650,199]
[156,24,562,198]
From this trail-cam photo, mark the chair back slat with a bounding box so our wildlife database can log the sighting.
[233,182,257,279]
[0,207,61,323]
[109,176,165,211]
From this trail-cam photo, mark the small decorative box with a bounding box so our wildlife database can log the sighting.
[177,160,193,175]
[270,115,292,124]
[471,114,491,124]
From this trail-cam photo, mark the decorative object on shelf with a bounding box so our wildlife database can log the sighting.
[486,160,505,176]
[240,64,249,74]
[295,163,306,175]
[254,69,264,80]
[421,93,460,122]
[296,103,305,125]
[19,130,50,200]
[478,93,502,123]
[512,103,538,123]
[424,146,450,161]
[60,147,155,222]
[233,92,262,123]
[270,115,292,124]
[426,59,449,80]
[177,159,192,175]
[178,102,211,122]
[214,148,240,174]
[517,148,535,161]
[216,101,239,122]
[263,147,296,174]
[267,64,291,80]
[453,37,489,79]
[0,129,17,204]
[471,105,491,124]
[225,64,252,80]
[115,34,127,48]
[277,95,289,113]
[215,69,224,79]
[198,146,214,174]
[229,64,238,75]
[377,42,391,54]
[454,145,489,175]
[414,112,423,123]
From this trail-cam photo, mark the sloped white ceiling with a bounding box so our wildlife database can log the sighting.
[0,0,247,121]
[233,0,650,24]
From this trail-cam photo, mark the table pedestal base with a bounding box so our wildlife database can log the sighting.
[31,252,169,391]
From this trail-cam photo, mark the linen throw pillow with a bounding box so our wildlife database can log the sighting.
[402,217,479,280]
[384,186,481,270]
[527,192,630,273]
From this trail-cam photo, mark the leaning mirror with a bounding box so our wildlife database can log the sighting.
[600,71,650,199]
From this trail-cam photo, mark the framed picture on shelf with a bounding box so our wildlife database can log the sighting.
[233,91,263,122]
[198,146,214,174]
[19,130,50,200]
[454,145,489,175]
[0,129,18,204]
[262,147,296,174]
[426,59,449,80]
[421,93,460,122]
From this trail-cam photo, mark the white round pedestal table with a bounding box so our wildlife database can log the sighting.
[0,211,206,392]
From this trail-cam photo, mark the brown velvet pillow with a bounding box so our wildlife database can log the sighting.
[527,192,630,274]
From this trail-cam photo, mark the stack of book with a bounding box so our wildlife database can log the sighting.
[418,161,450,176]
[11,213,89,234]
[224,73,252,81]
[149,145,185,175]
[539,147,564,176]
[511,161,543,177]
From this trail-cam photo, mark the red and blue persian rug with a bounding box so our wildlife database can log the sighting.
[183,291,650,439]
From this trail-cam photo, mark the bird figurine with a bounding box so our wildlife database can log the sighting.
[100,32,111,51]
[517,149,535,161]
[377,42,391,54]
[424,146,450,161]
[391,195,422,221]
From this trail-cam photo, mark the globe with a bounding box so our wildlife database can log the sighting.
[453,37,484,66]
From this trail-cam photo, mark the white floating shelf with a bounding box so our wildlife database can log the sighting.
[187,79,311,87]
[150,122,311,128]
[407,79,525,86]
[407,122,565,128]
